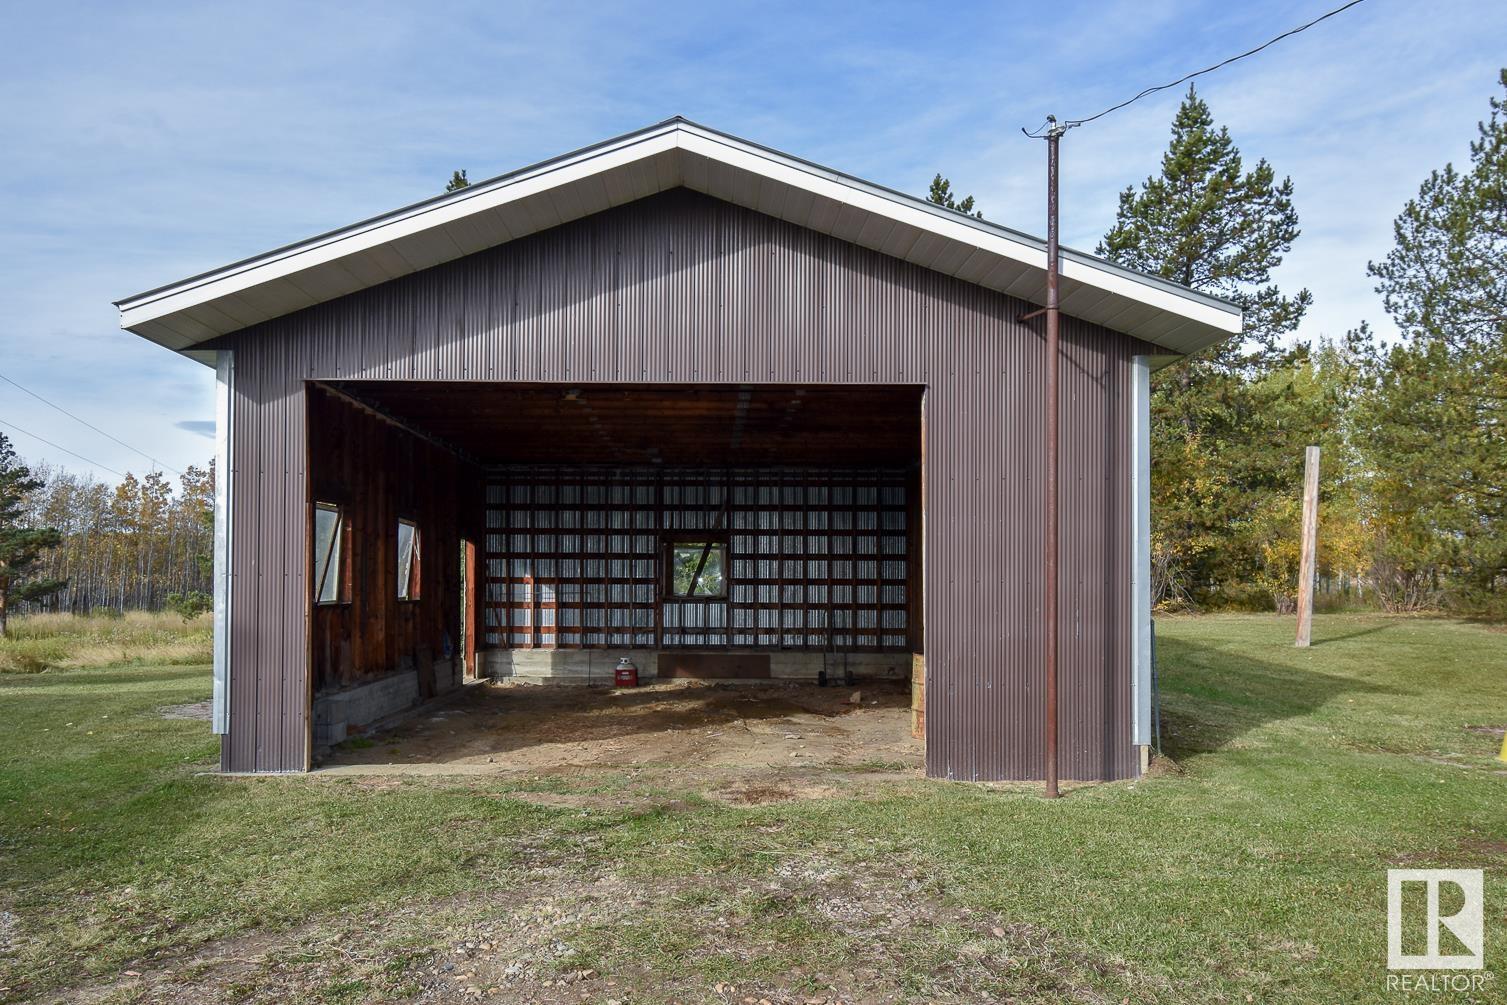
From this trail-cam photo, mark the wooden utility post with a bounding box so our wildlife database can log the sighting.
[1295,445,1320,648]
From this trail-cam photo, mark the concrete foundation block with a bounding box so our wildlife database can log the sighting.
[483,649,658,684]
[313,670,420,746]
[768,651,910,681]
[480,649,908,683]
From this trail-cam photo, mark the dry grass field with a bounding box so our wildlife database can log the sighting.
[0,611,211,675]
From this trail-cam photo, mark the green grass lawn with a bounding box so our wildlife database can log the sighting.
[1,614,1504,1003]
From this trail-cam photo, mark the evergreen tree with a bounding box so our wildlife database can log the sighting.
[1360,70,1507,612]
[1098,86,1313,607]
[445,169,470,193]
[927,174,982,218]
[0,433,65,636]
[1370,70,1506,355]
[1100,85,1311,365]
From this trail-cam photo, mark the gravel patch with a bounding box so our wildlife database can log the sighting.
[159,701,213,721]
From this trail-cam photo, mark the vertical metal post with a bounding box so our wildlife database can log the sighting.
[1044,122,1063,799]
[211,350,234,736]
[1130,356,1152,761]
[1151,619,1161,756]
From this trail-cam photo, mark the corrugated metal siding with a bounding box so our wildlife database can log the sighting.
[222,331,309,772]
[482,466,912,651]
[214,188,1143,780]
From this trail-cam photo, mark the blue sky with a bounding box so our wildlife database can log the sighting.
[2,0,1503,482]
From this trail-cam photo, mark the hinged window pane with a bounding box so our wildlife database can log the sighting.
[669,542,726,597]
[314,503,344,605]
[398,519,422,600]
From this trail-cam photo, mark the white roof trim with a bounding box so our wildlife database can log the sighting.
[116,118,1241,358]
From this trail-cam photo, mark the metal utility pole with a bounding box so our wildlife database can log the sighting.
[1015,0,1369,794]
[1043,116,1066,799]
[1295,445,1320,647]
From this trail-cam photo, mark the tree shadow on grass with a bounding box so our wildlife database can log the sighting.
[1154,635,1404,757]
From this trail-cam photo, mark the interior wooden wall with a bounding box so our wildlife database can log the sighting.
[306,385,483,697]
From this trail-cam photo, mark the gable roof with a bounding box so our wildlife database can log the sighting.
[115,117,1241,363]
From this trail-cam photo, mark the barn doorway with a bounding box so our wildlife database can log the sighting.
[306,381,925,769]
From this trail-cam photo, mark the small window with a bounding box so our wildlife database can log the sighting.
[313,502,347,605]
[397,519,421,600]
[667,541,727,598]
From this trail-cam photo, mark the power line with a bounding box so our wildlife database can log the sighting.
[0,368,182,475]
[1025,0,1368,136]
[0,416,128,478]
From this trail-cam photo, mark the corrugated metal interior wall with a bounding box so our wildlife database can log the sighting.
[212,187,1144,780]
[484,466,912,651]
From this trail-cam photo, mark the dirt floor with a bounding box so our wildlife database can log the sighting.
[36,680,937,1004]
[319,678,924,799]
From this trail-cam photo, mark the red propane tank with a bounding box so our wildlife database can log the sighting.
[614,657,639,688]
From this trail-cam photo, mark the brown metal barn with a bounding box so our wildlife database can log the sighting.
[115,119,1240,780]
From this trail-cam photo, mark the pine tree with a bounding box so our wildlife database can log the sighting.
[445,169,470,193]
[0,433,65,636]
[927,174,982,218]
[1360,70,1507,611]
[1370,70,1506,355]
[1098,85,1314,607]
[1099,85,1311,365]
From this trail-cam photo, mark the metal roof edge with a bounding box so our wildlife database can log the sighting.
[669,118,1240,319]
[114,117,688,311]
[115,115,1241,333]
